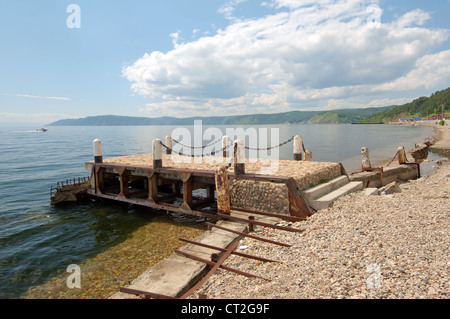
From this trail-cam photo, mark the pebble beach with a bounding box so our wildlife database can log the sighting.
[197,122,449,299]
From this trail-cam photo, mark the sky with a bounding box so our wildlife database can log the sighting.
[0,0,449,125]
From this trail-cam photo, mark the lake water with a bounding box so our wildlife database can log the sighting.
[0,123,442,298]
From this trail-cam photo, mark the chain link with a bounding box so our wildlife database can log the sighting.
[385,151,399,167]
[244,136,296,151]
[160,141,229,158]
[385,150,413,167]
[161,135,296,157]
[172,138,223,149]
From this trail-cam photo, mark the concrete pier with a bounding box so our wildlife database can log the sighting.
[83,151,346,299]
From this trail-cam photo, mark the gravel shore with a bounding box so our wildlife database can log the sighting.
[197,122,450,299]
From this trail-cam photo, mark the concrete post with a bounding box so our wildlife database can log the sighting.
[234,139,245,175]
[93,139,103,164]
[222,136,230,159]
[362,147,371,169]
[165,136,172,155]
[304,150,312,161]
[398,146,407,164]
[153,139,162,168]
[293,135,303,161]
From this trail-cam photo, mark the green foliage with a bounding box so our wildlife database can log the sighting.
[361,87,450,123]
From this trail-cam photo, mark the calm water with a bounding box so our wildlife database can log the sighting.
[0,123,441,298]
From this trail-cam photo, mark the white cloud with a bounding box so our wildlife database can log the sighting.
[218,0,250,21]
[15,94,71,101]
[373,50,450,92]
[123,0,449,116]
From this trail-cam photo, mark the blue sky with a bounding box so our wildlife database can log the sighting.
[0,0,449,125]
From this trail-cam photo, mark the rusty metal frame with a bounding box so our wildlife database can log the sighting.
[205,222,292,247]
[89,162,312,219]
[178,238,280,263]
[178,240,241,299]
[175,245,271,284]
[119,287,178,300]
[217,213,306,233]
[230,206,306,222]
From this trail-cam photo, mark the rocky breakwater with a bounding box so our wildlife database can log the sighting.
[229,160,342,215]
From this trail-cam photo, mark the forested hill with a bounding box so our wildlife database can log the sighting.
[361,87,450,123]
[48,106,392,126]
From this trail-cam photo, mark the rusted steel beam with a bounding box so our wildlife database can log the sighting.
[119,287,178,299]
[179,240,240,299]
[178,238,280,263]
[217,213,306,233]
[205,222,291,247]
[86,190,220,220]
[362,167,384,187]
[230,206,306,222]
[175,247,271,284]
[285,177,312,218]
[215,166,231,214]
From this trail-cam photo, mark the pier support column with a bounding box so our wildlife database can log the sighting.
[234,140,245,175]
[215,166,230,215]
[398,146,407,164]
[93,139,103,164]
[362,147,372,170]
[222,136,230,160]
[146,171,158,203]
[153,139,162,168]
[180,173,193,212]
[293,135,303,161]
[118,167,129,198]
[165,136,172,155]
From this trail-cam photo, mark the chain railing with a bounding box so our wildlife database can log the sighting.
[165,136,299,155]
[244,136,297,151]
[160,140,230,158]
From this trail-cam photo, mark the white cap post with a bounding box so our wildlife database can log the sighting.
[294,135,303,161]
[233,139,245,174]
[93,139,103,164]
[153,139,163,168]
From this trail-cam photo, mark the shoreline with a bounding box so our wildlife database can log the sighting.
[197,123,449,299]
[414,120,450,154]
[20,121,450,299]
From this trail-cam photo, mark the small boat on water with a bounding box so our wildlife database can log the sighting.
[36,128,48,132]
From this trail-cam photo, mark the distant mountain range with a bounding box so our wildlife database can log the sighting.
[48,106,393,126]
[48,87,449,126]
